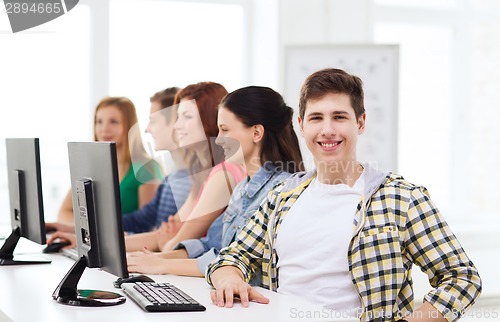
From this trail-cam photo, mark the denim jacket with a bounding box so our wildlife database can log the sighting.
[174,162,290,276]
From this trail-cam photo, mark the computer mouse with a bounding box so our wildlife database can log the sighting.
[113,275,155,288]
[43,241,72,253]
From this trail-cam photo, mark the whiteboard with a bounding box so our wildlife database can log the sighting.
[284,44,399,172]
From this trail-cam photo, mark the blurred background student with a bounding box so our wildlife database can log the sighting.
[122,87,193,234]
[125,82,246,252]
[51,96,163,228]
[46,88,194,247]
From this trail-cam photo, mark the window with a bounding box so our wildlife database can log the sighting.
[0,0,247,224]
[0,6,91,224]
[374,2,500,223]
[109,0,246,129]
[374,0,500,299]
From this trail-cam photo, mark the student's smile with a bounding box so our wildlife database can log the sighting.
[174,99,206,147]
[95,105,125,147]
[317,139,342,152]
[298,92,365,165]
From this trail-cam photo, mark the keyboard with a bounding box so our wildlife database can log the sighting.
[121,282,206,312]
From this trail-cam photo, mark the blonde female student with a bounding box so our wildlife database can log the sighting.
[55,97,162,227]
[125,82,246,252]
[127,86,305,278]
[46,88,191,246]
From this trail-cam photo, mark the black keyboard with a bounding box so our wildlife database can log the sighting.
[121,282,206,312]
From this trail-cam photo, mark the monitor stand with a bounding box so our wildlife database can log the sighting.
[52,256,126,306]
[0,227,51,265]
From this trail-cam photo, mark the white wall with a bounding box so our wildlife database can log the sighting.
[1,0,498,303]
[276,0,499,301]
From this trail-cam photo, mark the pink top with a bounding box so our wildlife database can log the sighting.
[194,161,246,204]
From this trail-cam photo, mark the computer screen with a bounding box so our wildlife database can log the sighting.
[52,142,128,306]
[0,138,50,265]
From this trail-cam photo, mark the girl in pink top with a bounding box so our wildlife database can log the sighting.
[125,82,246,252]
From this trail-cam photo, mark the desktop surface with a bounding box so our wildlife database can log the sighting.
[0,228,357,322]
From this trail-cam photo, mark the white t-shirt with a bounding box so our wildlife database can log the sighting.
[276,172,364,315]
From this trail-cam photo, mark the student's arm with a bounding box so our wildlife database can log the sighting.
[124,194,196,252]
[127,250,203,276]
[128,258,202,277]
[125,230,162,252]
[171,214,224,263]
[128,249,189,260]
[209,266,269,308]
[138,181,160,208]
[123,184,163,234]
[161,170,236,251]
[407,301,447,322]
[45,222,74,233]
[206,188,280,307]
[405,187,482,321]
[56,189,75,226]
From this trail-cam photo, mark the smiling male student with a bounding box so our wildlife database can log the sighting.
[206,68,482,322]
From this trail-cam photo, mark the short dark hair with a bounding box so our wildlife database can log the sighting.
[150,87,181,108]
[299,68,365,121]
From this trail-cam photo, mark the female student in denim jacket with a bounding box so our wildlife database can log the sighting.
[127,86,305,277]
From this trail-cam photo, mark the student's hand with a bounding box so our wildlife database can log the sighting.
[155,217,182,250]
[161,216,184,251]
[127,247,154,257]
[210,266,270,308]
[162,239,176,253]
[45,222,74,233]
[46,231,77,249]
[129,249,188,260]
[165,215,183,235]
[127,252,169,275]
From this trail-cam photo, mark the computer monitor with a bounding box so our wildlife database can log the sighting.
[52,142,128,306]
[0,138,51,265]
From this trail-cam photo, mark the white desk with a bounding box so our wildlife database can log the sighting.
[0,235,357,322]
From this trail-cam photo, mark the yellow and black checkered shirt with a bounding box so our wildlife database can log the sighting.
[207,165,482,322]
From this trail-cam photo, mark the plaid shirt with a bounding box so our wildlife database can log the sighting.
[207,164,482,322]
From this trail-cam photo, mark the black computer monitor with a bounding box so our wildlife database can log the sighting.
[0,138,51,265]
[52,142,128,306]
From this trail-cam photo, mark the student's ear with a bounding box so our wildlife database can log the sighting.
[298,116,304,137]
[357,113,366,135]
[252,124,265,143]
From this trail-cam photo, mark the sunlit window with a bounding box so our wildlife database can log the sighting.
[109,0,245,129]
[0,1,246,225]
[374,2,500,223]
[0,6,91,223]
